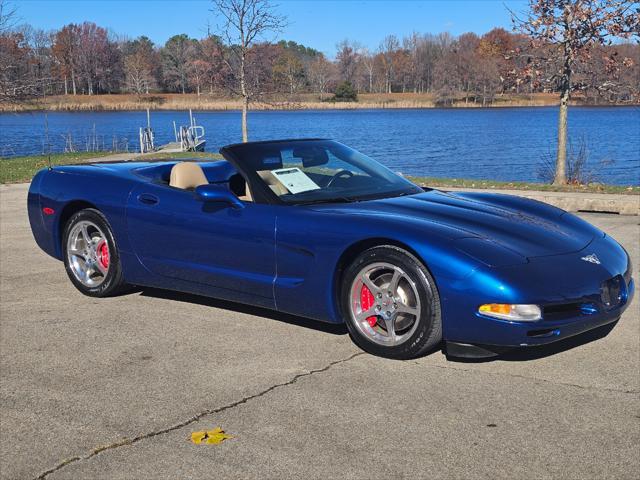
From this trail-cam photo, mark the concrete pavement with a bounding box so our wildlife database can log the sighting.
[0,182,638,479]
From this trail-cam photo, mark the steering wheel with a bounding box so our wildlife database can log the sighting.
[326,169,355,188]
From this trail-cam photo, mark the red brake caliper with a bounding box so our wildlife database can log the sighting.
[360,285,378,327]
[98,241,110,270]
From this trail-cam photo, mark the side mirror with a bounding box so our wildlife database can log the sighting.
[195,184,245,209]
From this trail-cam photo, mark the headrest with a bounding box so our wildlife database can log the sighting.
[169,162,209,190]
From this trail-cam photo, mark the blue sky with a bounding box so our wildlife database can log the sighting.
[15,0,529,56]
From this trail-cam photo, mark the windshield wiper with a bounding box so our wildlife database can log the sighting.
[395,190,422,197]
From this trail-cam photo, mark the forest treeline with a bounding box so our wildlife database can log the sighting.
[1,20,639,105]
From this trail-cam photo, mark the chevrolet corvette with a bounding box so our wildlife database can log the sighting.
[28,139,634,358]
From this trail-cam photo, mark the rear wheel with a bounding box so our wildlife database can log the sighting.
[341,246,442,359]
[63,209,127,297]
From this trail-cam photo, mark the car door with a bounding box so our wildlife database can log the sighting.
[126,181,276,308]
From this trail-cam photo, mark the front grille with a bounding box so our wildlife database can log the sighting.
[544,303,580,315]
[543,303,582,316]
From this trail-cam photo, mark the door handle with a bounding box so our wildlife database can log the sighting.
[137,193,159,205]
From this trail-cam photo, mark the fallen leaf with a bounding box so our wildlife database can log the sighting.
[191,431,207,445]
[191,427,234,445]
[206,432,233,444]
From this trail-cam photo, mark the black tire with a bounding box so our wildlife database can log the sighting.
[341,245,442,359]
[62,208,128,297]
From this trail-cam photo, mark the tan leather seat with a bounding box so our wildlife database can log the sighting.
[169,162,209,190]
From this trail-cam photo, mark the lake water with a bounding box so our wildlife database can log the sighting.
[1,107,638,185]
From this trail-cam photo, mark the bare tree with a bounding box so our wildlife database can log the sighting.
[403,33,421,93]
[308,53,333,99]
[211,0,286,142]
[0,2,54,102]
[273,47,305,94]
[379,35,400,93]
[359,48,375,93]
[0,0,17,34]
[336,39,361,84]
[512,0,639,185]
[199,35,229,94]
[52,24,79,95]
[123,36,158,94]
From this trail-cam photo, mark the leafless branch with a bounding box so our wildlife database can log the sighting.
[0,0,17,34]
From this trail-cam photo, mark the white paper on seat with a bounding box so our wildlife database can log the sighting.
[270,167,321,194]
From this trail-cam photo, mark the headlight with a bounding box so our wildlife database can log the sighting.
[478,304,542,321]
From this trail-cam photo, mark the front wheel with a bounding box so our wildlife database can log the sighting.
[62,209,128,297]
[341,246,442,359]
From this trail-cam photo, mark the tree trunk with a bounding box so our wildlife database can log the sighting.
[241,94,248,142]
[64,76,68,95]
[240,46,248,142]
[71,72,77,95]
[554,87,569,185]
[554,42,572,186]
[240,60,248,142]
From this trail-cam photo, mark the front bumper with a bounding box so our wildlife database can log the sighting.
[443,233,634,348]
[478,277,633,348]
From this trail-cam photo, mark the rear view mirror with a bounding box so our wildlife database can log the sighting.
[195,184,245,209]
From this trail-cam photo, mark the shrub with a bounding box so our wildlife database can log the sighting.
[331,81,358,102]
[537,136,614,185]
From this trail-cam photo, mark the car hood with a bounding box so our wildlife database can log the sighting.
[310,190,598,259]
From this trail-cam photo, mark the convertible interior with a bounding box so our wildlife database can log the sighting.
[134,160,254,202]
[132,145,373,204]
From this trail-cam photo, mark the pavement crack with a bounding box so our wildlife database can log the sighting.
[33,351,364,480]
[427,364,639,395]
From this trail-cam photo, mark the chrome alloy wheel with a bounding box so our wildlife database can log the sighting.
[66,220,110,287]
[349,262,421,346]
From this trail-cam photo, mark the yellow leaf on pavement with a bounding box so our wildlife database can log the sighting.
[190,427,233,445]
[205,430,233,445]
[191,431,207,445]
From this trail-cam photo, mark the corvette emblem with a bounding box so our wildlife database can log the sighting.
[581,254,601,265]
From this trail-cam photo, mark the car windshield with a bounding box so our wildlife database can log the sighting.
[224,140,422,204]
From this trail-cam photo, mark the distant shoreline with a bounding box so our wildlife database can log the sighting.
[1,92,637,113]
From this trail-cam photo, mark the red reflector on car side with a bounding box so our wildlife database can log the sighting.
[42,207,55,215]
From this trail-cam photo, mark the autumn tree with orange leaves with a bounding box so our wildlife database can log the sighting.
[512,0,639,185]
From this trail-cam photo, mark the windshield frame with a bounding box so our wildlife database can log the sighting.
[219,139,422,206]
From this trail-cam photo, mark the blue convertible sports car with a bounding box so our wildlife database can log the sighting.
[28,139,634,359]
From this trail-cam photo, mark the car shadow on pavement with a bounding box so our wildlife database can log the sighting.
[138,287,349,335]
[447,321,619,363]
